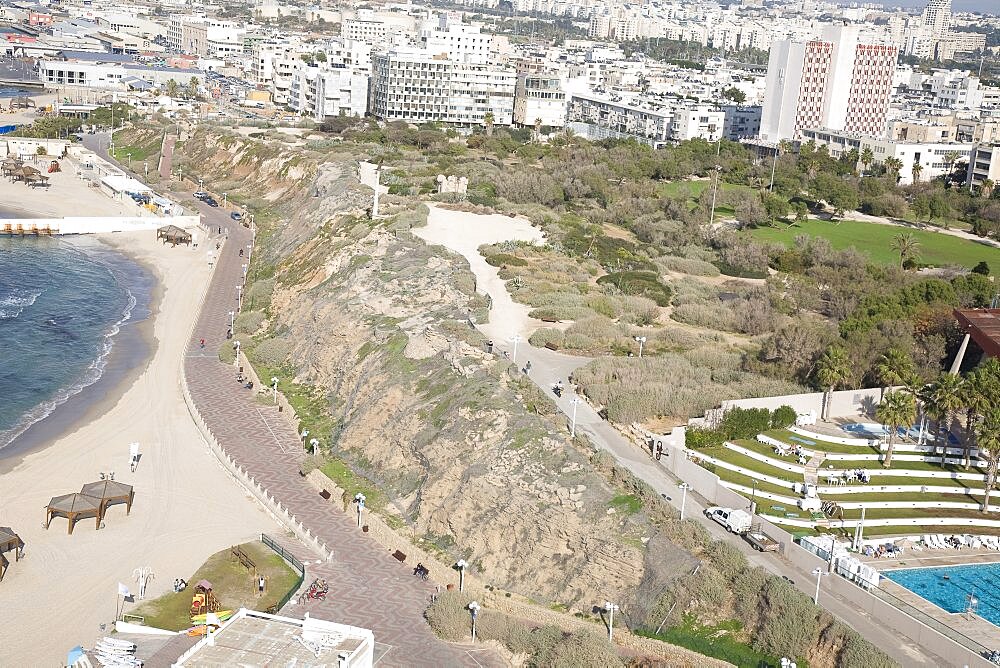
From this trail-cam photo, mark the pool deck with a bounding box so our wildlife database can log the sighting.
[874,552,1000,650]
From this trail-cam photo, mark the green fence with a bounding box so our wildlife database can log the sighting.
[260,533,305,613]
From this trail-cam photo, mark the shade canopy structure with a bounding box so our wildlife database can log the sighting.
[157,224,192,246]
[80,480,135,519]
[45,493,102,535]
[0,527,24,560]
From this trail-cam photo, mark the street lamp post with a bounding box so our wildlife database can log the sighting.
[570,397,581,438]
[750,480,758,513]
[709,165,722,226]
[301,429,309,445]
[634,336,646,358]
[456,559,467,592]
[233,340,241,367]
[510,334,522,364]
[309,438,319,456]
[811,568,825,604]
[229,310,235,332]
[679,482,690,521]
[223,193,227,208]
[271,376,279,404]
[603,601,619,642]
[198,178,204,192]
[468,601,480,642]
[355,493,366,528]
[236,284,242,311]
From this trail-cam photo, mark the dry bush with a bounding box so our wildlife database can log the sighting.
[529,328,565,348]
[251,337,292,366]
[425,591,473,640]
[670,280,719,306]
[671,302,737,331]
[573,352,804,422]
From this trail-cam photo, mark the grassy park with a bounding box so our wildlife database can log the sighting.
[129,541,300,631]
[750,218,1000,273]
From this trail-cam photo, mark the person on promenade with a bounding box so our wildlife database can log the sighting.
[200,338,205,349]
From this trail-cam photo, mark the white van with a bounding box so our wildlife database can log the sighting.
[705,507,752,534]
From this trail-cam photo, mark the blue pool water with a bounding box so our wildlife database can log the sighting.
[842,422,958,444]
[884,563,1000,626]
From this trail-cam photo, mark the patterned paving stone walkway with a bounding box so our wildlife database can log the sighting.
[182,210,500,667]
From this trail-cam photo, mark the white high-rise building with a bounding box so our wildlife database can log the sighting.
[369,47,515,125]
[760,25,897,142]
[921,0,951,41]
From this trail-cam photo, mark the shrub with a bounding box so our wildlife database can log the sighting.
[425,591,473,641]
[719,407,773,440]
[973,261,991,276]
[771,405,797,429]
[537,630,625,668]
[485,253,528,267]
[671,303,736,331]
[752,577,817,659]
[657,255,720,277]
[528,328,564,349]
[705,540,748,574]
[596,271,672,306]
[685,428,725,449]
[836,625,896,668]
[251,337,292,366]
[235,311,265,334]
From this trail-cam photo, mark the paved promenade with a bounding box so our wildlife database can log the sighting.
[181,207,498,667]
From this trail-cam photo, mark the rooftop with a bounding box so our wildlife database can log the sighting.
[955,308,1000,358]
[174,609,374,668]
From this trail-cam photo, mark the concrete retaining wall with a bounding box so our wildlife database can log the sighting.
[720,388,884,419]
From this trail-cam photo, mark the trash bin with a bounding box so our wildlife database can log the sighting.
[486,340,494,354]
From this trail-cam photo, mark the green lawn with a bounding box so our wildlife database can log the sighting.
[129,541,300,631]
[657,181,752,217]
[749,218,1000,274]
[638,616,782,668]
[702,446,804,482]
[765,429,881,456]
[713,466,797,497]
[861,475,986,489]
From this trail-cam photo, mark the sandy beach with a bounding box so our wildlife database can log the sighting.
[0,230,277,665]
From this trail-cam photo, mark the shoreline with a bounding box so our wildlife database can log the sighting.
[0,236,160,473]
[0,227,276,665]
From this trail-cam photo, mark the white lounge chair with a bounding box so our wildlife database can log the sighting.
[985,536,1000,550]
[932,534,948,549]
[922,534,935,548]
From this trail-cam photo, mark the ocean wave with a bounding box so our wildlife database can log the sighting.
[0,283,138,452]
[0,289,42,320]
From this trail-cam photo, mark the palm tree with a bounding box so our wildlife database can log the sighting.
[963,370,991,469]
[483,112,495,137]
[885,157,903,183]
[816,346,852,421]
[927,373,965,460]
[874,347,914,399]
[165,79,179,99]
[976,406,1000,513]
[983,179,995,199]
[876,390,917,468]
[911,161,923,184]
[860,147,874,175]
[188,76,200,99]
[943,151,959,179]
[890,232,920,269]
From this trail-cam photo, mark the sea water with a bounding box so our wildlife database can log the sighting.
[0,234,153,453]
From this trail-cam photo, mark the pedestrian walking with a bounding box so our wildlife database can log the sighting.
[200,338,205,348]
[258,575,265,595]
[218,226,222,234]
[656,442,664,461]
[239,248,244,257]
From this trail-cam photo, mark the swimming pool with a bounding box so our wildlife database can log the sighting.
[883,562,1000,627]
[841,422,957,444]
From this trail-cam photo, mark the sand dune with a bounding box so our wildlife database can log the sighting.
[0,230,277,665]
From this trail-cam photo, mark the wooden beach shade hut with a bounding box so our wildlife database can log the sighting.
[0,527,24,581]
[45,493,102,534]
[1,159,22,179]
[157,224,192,246]
[80,480,135,521]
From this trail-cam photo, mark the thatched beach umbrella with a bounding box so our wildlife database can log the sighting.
[44,493,102,535]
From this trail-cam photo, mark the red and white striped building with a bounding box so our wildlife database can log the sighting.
[760,26,898,142]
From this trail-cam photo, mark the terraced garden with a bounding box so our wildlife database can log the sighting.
[691,425,1000,537]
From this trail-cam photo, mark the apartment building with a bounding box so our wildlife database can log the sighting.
[567,91,724,147]
[760,25,897,142]
[513,73,566,127]
[966,144,1000,191]
[369,47,516,125]
[800,127,972,185]
[288,63,368,120]
[420,19,495,65]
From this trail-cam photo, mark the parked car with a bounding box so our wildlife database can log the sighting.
[193,191,208,200]
[704,507,752,534]
[203,197,219,207]
[230,212,243,221]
